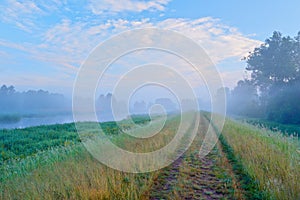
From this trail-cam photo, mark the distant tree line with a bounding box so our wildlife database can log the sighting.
[131,98,178,114]
[226,31,300,124]
[0,85,69,114]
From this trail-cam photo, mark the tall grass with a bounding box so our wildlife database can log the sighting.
[221,119,300,199]
[1,146,155,199]
[2,113,299,199]
[1,141,155,199]
[1,115,189,199]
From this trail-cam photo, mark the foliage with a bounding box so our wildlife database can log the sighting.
[0,85,69,114]
[265,81,300,124]
[243,118,300,137]
[245,31,300,91]
[227,80,262,118]
[228,31,300,124]
[0,115,21,124]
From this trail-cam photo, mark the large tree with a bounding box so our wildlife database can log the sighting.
[241,31,300,123]
[245,31,300,89]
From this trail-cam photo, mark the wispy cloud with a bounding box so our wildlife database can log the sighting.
[0,16,262,83]
[0,0,70,32]
[0,0,45,32]
[0,1,261,72]
[0,0,262,92]
[0,39,29,51]
[32,17,261,72]
[155,18,261,63]
[88,0,171,14]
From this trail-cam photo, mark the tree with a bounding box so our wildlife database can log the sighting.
[266,81,300,124]
[227,80,261,117]
[245,31,300,94]
[0,85,15,95]
[241,31,300,124]
[0,84,68,114]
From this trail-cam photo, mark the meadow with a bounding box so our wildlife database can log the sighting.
[1,113,299,199]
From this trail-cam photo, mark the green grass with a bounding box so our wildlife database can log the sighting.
[0,115,152,163]
[0,114,177,199]
[0,123,78,162]
[203,113,267,199]
[221,119,300,199]
[240,118,300,137]
[1,144,156,199]
[1,113,299,199]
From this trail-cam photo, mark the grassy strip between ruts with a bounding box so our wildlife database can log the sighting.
[203,113,265,199]
[146,114,237,199]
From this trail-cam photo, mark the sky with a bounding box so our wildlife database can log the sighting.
[0,0,300,97]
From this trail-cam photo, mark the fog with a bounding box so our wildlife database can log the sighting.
[227,80,300,125]
[0,84,213,129]
[0,85,70,114]
[0,85,72,129]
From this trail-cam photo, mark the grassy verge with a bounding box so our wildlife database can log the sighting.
[220,118,300,199]
[0,115,182,199]
[218,134,267,199]
[1,145,156,199]
[2,113,299,199]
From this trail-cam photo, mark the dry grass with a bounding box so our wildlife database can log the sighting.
[147,115,237,199]
[1,115,194,200]
[2,113,299,199]
[1,144,156,199]
[221,119,300,199]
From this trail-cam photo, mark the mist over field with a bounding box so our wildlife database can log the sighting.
[1,1,300,199]
[0,85,207,129]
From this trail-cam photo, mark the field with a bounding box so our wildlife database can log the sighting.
[242,118,300,137]
[1,113,299,199]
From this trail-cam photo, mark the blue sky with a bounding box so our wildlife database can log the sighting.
[0,0,299,96]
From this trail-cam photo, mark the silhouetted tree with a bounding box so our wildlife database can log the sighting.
[245,31,300,93]
[0,85,68,114]
[231,31,300,124]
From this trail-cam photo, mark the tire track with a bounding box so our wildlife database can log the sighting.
[146,114,244,200]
